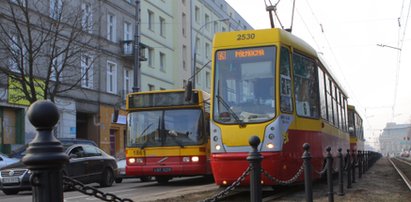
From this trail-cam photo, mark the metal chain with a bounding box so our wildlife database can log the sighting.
[63,176,133,202]
[314,160,329,176]
[200,165,252,202]
[262,163,304,185]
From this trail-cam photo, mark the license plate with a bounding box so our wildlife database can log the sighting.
[153,167,172,172]
[2,177,19,184]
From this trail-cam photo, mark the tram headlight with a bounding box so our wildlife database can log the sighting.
[266,143,274,149]
[215,144,221,151]
[191,156,199,162]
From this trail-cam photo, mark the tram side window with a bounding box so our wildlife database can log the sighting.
[280,47,293,113]
[318,67,327,120]
[325,76,334,124]
[292,53,319,118]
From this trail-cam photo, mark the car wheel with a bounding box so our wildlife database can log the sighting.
[2,189,19,195]
[100,168,114,187]
[140,176,152,182]
[115,178,123,183]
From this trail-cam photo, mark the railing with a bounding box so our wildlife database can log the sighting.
[203,136,381,202]
[22,100,381,202]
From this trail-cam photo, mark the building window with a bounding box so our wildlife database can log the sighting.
[81,54,94,88]
[195,37,200,55]
[159,17,165,37]
[182,45,187,70]
[123,21,132,54]
[148,47,154,67]
[160,52,165,72]
[50,0,62,20]
[51,48,63,81]
[148,10,154,31]
[107,13,116,42]
[195,6,200,23]
[81,3,93,33]
[107,61,117,94]
[205,14,210,31]
[9,34,27,73]
[214,21,218,33]
[205,43,210,59]
[182,13,186,37]
[123,68,133,97]
[148,84,155,91]
[206,71,210,88]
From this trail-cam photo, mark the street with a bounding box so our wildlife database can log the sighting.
[0,176,214,202]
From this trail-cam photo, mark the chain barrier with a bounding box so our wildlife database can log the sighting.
[200,165,252,202]
[314,160,329,176]
[262,163,304,185]
[63,176,133,202]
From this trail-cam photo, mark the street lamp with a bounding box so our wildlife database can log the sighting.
[192,18,229,89]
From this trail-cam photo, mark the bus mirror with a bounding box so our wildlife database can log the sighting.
[185,81,193,101]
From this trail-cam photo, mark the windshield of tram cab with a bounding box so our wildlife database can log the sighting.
[214,46,276,124]
[127,109,205,148]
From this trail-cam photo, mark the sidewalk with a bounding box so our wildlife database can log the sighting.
[140,157,411,201]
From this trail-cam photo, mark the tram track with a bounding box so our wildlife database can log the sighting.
[389,157,411,191]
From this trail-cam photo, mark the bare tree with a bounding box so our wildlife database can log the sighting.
[0,0,96,104]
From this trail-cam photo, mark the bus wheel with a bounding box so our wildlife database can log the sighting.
[156,176,171,184]
[140,176,152,182]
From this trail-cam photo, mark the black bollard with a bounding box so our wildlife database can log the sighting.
[351,150,356,183]
[247,136,263,202]
[337,148,345,196]
[326,147,334,202]
[22,100,69,202]
[302,143,313,202]
[346,149,352,189]
[358,151,362,179]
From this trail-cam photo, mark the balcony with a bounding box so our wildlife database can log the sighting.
[120,40,147,62]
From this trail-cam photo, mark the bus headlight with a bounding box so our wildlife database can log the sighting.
[266,143,274,149]
[128,158,136,164]
[215,144,221,151]
[191,156,199,162]
[183,157,190,162]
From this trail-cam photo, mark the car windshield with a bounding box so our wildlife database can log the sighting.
[213,46,276,124]
[127,109,205,148]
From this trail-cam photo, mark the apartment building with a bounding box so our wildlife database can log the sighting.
[0,0,252,156]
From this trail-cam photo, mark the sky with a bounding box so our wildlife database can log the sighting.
[225,0,411,149]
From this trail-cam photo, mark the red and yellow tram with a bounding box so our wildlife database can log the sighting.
[210,28,350,186]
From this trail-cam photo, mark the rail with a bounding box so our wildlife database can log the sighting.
[389,157,411,191]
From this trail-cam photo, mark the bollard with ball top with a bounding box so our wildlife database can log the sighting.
[22,100,69,202]
[247,135,263,202]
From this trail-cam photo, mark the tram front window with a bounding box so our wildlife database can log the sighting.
[127,109,204,148]
[213,46,276,124]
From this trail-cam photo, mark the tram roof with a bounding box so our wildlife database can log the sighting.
[213,28,349,97]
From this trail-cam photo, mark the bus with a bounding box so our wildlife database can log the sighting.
[125,89,211,183]
[347,105,365,152]
[210,28,350,186]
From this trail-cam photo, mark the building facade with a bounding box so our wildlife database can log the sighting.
[379,122,411,156]
[0,0,252,156]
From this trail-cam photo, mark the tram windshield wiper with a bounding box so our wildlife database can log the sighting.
[215,94,245,127]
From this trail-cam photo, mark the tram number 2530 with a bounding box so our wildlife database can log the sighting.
[236,33,255,41]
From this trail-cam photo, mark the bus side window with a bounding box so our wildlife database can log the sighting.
[280,47,293,113]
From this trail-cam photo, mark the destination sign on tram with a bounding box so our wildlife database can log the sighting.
[128,92,199,109]
[216,46,273,61]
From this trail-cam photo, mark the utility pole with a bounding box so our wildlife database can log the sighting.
[132,0,141,92]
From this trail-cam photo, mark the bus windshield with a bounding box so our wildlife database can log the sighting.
[127,109,204,148]
[213,46,276,124]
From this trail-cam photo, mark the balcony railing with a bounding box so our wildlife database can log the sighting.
[120,40,147,61]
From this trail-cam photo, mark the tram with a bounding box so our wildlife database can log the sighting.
[125,89,211,183]
[210,28,350,186]
[347,105,365,151]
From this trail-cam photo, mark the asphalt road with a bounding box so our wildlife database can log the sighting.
[0,176,215,202]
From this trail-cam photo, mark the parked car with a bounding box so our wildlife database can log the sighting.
[115,158,152,183]
[0,153,18,169]
[0,144,117,195]
[8,138,97,159]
